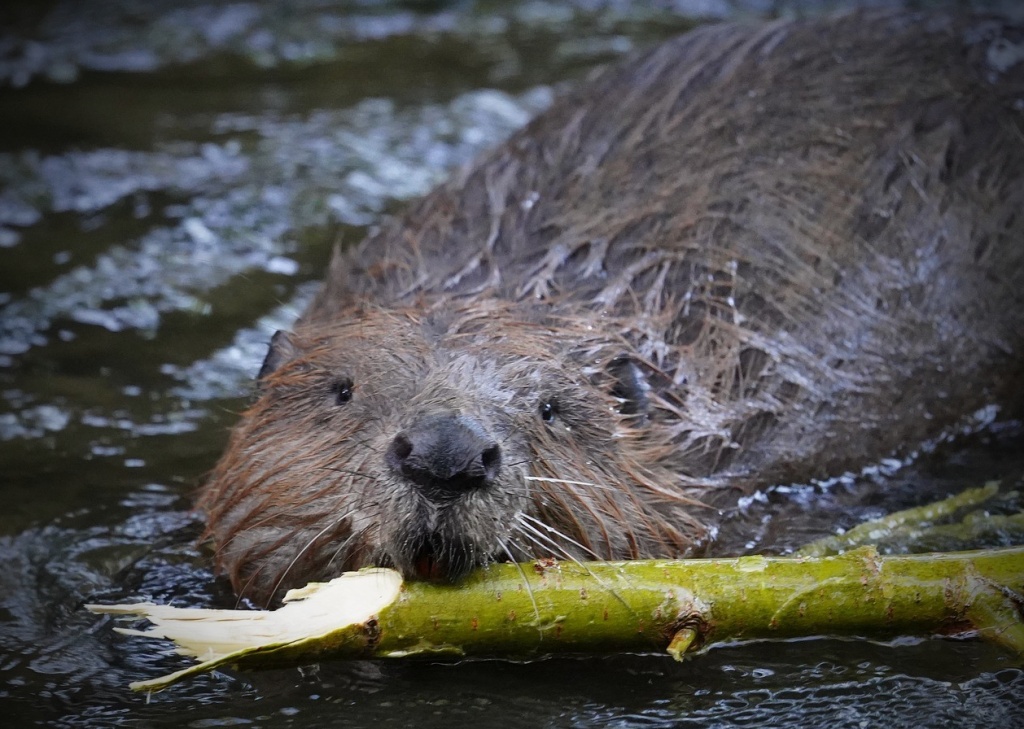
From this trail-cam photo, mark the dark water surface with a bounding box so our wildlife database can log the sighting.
[2,1,1023,726]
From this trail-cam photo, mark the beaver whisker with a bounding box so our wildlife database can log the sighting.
[515,512,602,561]
[349,435,385,455]
[320,464,383,483]
[229,521,329,608]
[210,474,349,559]
[213,463,371,603]
[497,537,541,622]
[525,475,614,491]
[503,535,535,560]
[234,563,267,609]
[323,529,363,572]
[267,512,357,605]
[500,457,536,484]
[511,522,581,564]
[526,480,610,554]
[512,518,638,615]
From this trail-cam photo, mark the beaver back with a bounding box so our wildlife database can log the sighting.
[201,11,1024,603]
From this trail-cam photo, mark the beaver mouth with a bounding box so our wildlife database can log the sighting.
[405,533,478,582]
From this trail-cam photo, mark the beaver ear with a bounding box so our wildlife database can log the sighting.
[607,355,650,419]
[257,330,300,383]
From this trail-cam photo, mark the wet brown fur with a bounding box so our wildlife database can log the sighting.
[199,10,1024,604]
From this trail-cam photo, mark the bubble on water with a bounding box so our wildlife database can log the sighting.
[0,228,20,247]
[265,256,299,275]
[0,403,71,440]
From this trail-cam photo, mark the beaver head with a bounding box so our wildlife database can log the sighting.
[199,300,708,604]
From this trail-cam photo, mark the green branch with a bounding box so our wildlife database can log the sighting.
[89,545,1024,693]
[795,482,1010,557]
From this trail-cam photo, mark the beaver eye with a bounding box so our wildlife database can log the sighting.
[329,377,354,405]
[539,398,558,423]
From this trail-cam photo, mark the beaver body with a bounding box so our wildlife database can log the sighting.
[200,10,1024,604]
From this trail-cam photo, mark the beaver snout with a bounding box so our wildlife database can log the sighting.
[386,412,502,501]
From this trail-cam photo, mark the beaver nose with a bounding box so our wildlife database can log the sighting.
[386,413,502,500]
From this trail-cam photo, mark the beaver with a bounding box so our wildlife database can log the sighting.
[198,10,1024,605]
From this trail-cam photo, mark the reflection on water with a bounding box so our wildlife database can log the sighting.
[1,1,1022,726]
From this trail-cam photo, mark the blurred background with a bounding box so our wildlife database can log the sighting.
[1,1,1022,726]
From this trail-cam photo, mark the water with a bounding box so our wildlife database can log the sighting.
[1,1,1022,726]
